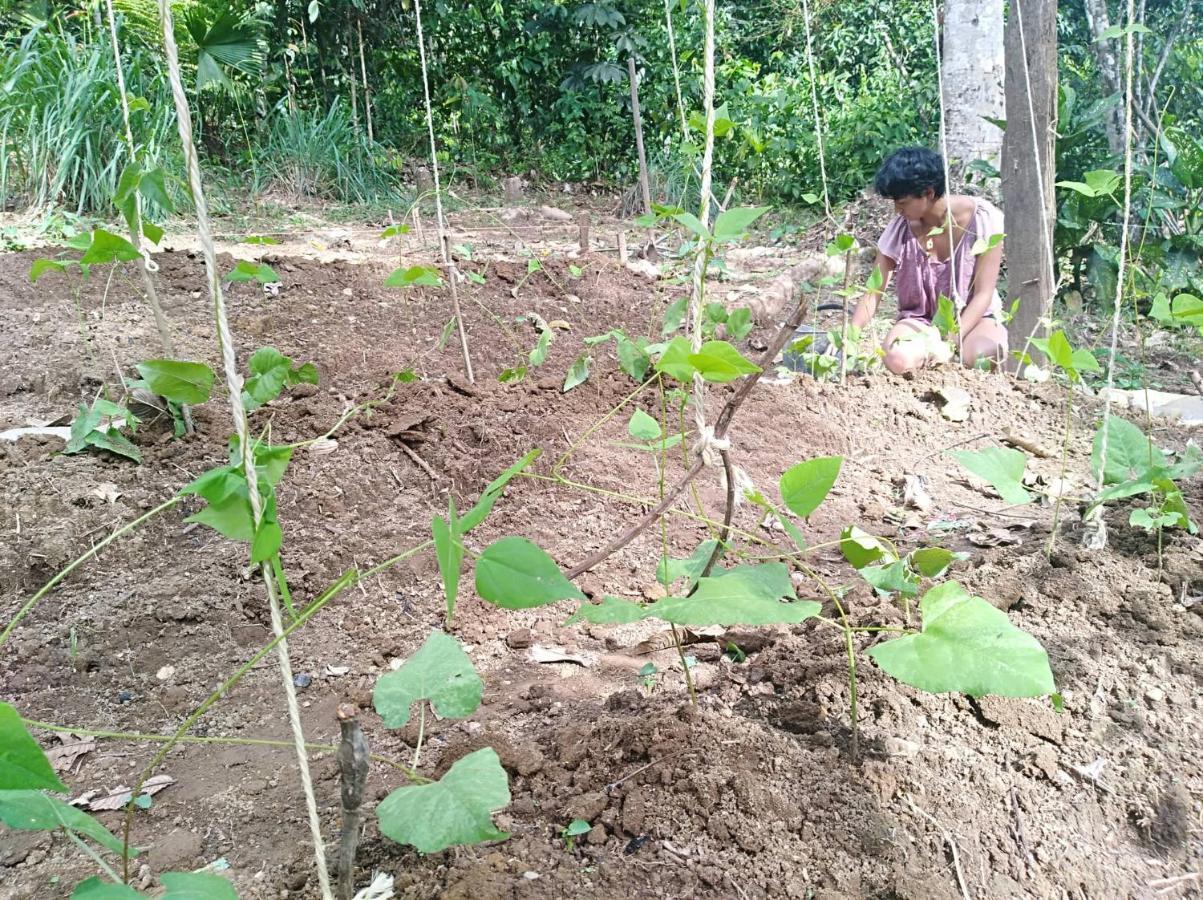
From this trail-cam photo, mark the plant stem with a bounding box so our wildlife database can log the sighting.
[22,718,424,779]
[65,829,122,883]
[1,496,181,646]
[1046,395,1073,558]
[411,703,427,770]
[553,375,657,473]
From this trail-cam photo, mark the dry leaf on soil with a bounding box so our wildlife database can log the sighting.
[72,774,175,811]
[47,734,97,773]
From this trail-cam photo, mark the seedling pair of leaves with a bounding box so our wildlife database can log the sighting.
[225,260,280,285]
[114,160,174,245]
[659,298,754,342]
[65,397,141,462]
[653,336,760,384]
[582,329,652,383]
[1089,416,1201,535]
[179,438,294,565]
[1149,291,1203,335]
[131,358,215,435]
[839,525,967,599]
[242,347,318,411]
[371,632,510,853]
[620,407,684,453]
[431,450,541,623]
[30,228,146,283]
[0,703,237,898]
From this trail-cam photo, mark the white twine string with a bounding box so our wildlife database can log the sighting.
[689,0,717,464]
[155,1,333,895]
[1086,0,1138,550]
[800,0,832,222]
[413,0,475,383]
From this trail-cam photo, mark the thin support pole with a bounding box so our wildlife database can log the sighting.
[155,1,333,896]
[413,0,475,383]
[103,0,193,433]
[800,0,832,222]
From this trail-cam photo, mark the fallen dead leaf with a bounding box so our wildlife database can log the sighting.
[90,483,122,504]
[632,628,706,655]
[936,386,972,422]
[324,665,350,677]
[47,734,96,773]
[74,774,175,811]
[529,646,594,667]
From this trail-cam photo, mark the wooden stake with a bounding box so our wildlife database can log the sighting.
[578,212,591,254]
[627,55,653,216]
[617,229,629,264]
[336,704,370,900]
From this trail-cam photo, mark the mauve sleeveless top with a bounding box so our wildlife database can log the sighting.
[877,198,1005,323]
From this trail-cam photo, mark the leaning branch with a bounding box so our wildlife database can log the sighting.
[564,292,811,579]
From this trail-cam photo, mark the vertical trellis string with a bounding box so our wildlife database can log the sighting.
[154,1,333,895]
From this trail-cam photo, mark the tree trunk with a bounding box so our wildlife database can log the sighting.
[627,56,653,216]
[1082,0,1125,153]
[942,0,1006,172]
[1002,0,1058,367]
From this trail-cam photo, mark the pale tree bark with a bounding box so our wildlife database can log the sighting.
[1082,0,1126,153]
[942,0,1006,172]
[1002,0,1058,366]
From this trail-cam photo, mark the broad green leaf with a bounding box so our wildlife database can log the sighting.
[948,446,1032,505]
[1091,417,1164,485]
[709,562,795,599]
[661,297,688,335]
[475,537,585,609]
[1168,444,1203,481]
[376,748,510,853]
[646,565,818,626]
[840,525,894,569]
[615,334,651,381]
[779,456,842,518]
[182,472,255,542]
[1171,293,1203,329]
[0,704,66,793]
[81,229,140,265]
[432,503,463,620]
[672,212,709,240]
[970,233,1004,256]
[726,307,754,340]
[529,330,552,367]
[932,294,959,338]
[1130,507,1181,532]
[1070,349,1101,374]
[655,336,697,381]
[1149,292,1172,323]
[250,519,282,564]
[458,450,540,533]
[909,547,963,578]
[1031,330,1074,372]
[244,346,312,409]
[135,359,215,405]
[87,428,141,463]
[225,260,280,284]
[66,402,103,454]
[241,234,282,245]
[71,878,141,899]
[688,340,761,383]
[138,168,173,214]
[385,265,442,287]
[160,872,238,899]
[562,354,591,392]
[30,258,70,282]
[656,540,719,588]
[825,233,857,256]
[564,595,648,625]
[628,408,662,441]
[142,220,164,245]
[861,560,919,596]
[867,582,1056,698]
[713,206,770,240]
[374,631,482,727]
[0,790,131,854]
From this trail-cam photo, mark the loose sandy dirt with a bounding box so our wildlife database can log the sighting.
[1,226,1201,899]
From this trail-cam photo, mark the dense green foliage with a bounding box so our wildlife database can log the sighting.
[1,0,1200,307]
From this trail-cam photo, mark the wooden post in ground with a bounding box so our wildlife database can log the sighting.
[627,56,653,216]
[1002,0,1058,369]
[578,212,591,254]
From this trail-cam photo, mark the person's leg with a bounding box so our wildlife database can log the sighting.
[960,317,1009,369]
[883,319,940,374]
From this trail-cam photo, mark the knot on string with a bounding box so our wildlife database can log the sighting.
[140,238,159,273]
[692,425,731,467]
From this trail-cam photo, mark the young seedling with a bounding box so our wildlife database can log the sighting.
[561,819,591,851]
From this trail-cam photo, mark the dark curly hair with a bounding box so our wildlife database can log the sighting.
[873,147,947,199]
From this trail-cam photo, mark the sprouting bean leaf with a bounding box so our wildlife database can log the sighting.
[374,630,482,727]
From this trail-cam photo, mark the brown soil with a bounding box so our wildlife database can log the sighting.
[1,238,1201,900]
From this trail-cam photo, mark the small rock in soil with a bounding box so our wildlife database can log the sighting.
[505,628,533,649]
[293,673,312,689]
[147,828,203,871]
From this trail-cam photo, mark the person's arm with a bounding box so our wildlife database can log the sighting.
[957,241,1002,336]
[850,253,896,328]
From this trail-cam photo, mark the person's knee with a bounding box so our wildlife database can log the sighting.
[884,346,922,374]
[962,336,1003,368]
